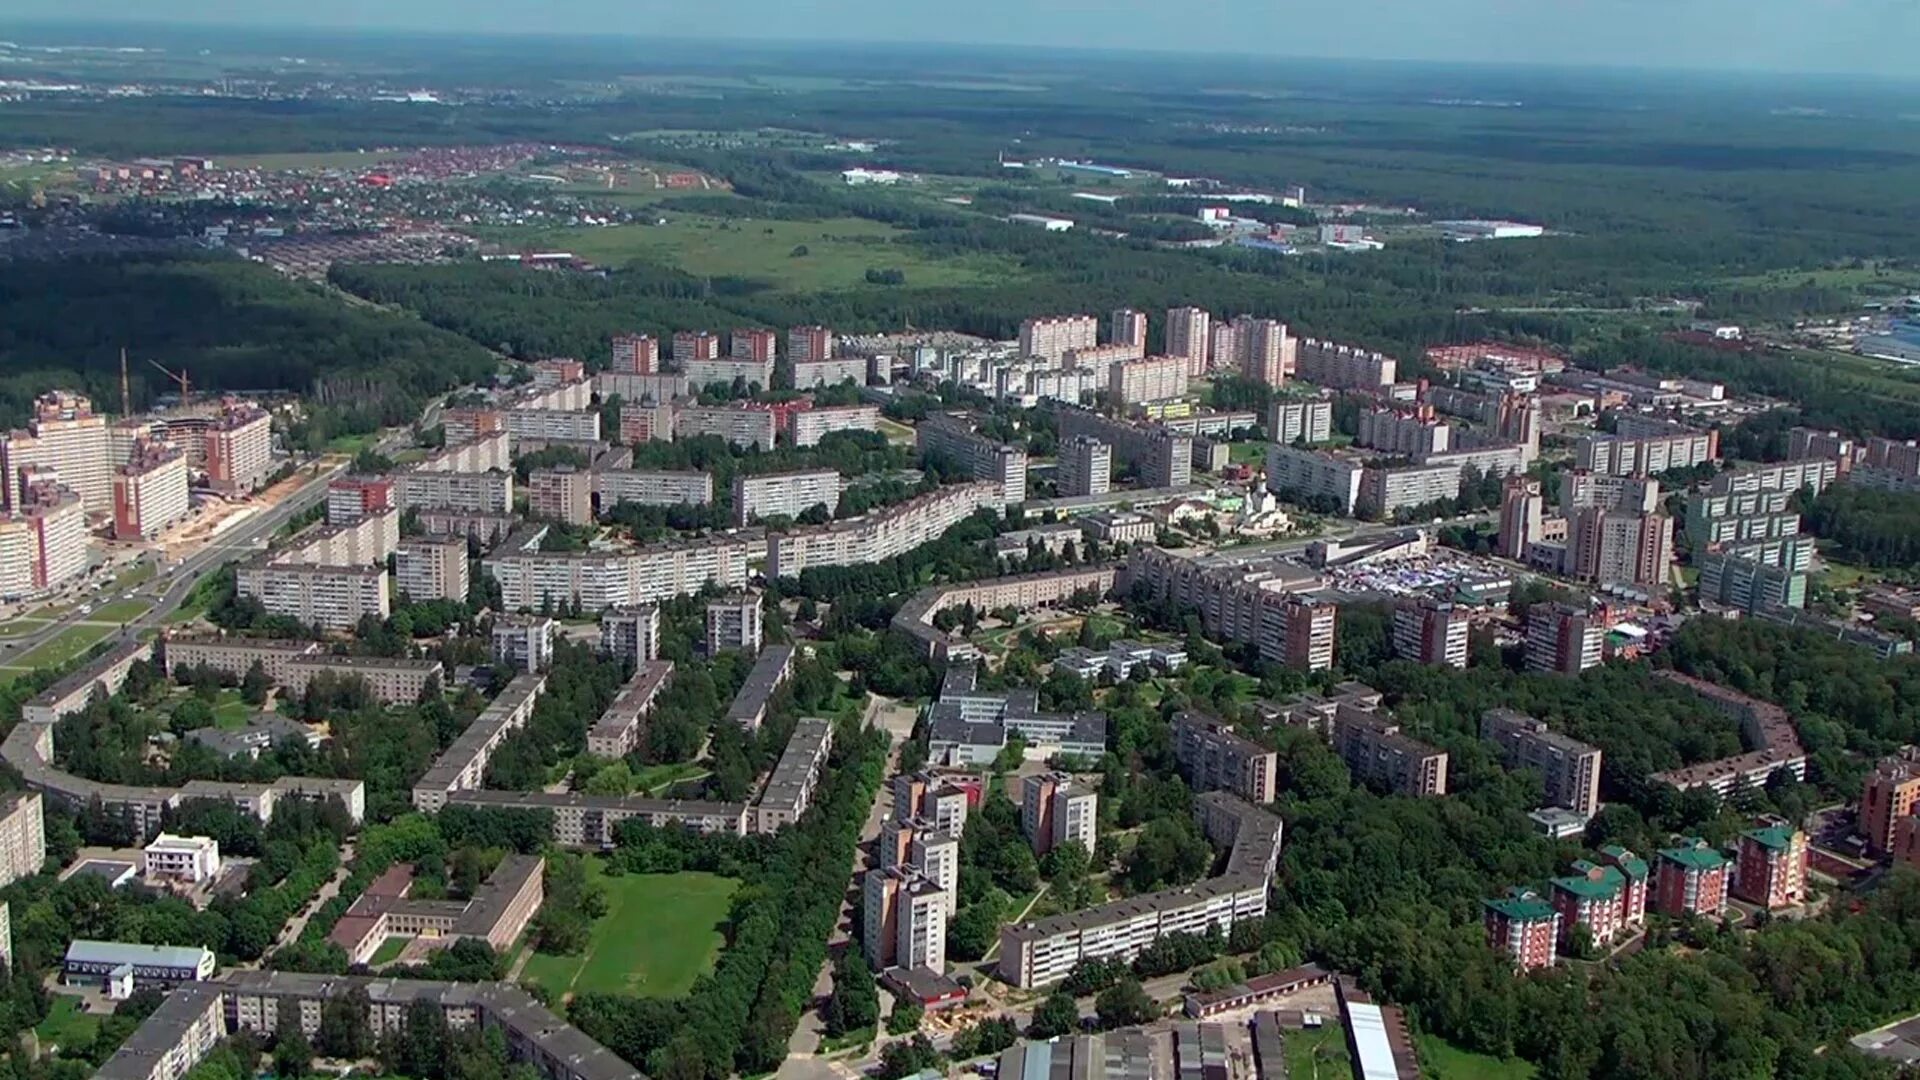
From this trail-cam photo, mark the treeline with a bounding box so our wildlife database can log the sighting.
[0,255,495,429]
[1803,484,1920,568]
[569,721,889,1080]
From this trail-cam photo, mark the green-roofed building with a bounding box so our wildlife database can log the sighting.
[1483,887,1559,971]
[1653,837,1730,917]
[1732,823,1808,910]
[1550,846,1649,950]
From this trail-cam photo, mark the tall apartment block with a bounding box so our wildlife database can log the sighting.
[610,332,660,374]
[1121,546,1337,670]
[1332,710,1449,796]
[1484,888,1559,971]
[916,413,1028,505]
[1019,314,1100,364]
[238,562,389,630]
[0,480,86,599]
[673,330,721,366]
[1231,316,1293,387]
[111,439,190,540]
[394,538,470,603]
[1786,426,1853,466]
[204,403,273,494]
[1732,824,1807,910]
[1480,708,1602,818]
[1165,307,1212,376]
[1391,597,1470,668]
[789,324,836,363]
[528,467,594,526]
[1,390,111,512]
[1057,436,1112,498]
[1525,602,1604,675]
[1575,432,1715,477]
[601,604,662,664]
[1020,772,1097,856]
[863,866,948,975]
[1652,839,1728,917]
[491,615,556,673]
[1109,308,1147,351]
[733,469,843,527]
[730,327,777,363]
[1356,406,1450,457]
[327,476,394,525]
[1054,406,1192,489]
[0,792,45,887]
[880,815,960,915]
[705,594,764,654]
[1566,507,1673,588]
[891,771,973,838]
[1862,748,1920,857]
[1170,712,1277,804]
[1268,398,1333,446]
[792,404,882,448]
[1294,339,1397,390]
[1108,356,1189,405]
[1497,477,1545,561]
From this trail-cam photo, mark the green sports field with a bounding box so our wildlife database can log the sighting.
[521,864,739,999]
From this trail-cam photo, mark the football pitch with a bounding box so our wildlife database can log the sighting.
[521,863,740,999]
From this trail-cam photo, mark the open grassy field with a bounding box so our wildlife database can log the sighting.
[629,761,710,796]
[1284,1023,1351,1076]
[475,215,1021,291]
[87,599,153,624]
[1229,442,1269,467]
[520,864,739,999]
[10,623,116,675]
[1419,1034,1538,1079]
[0,618,48,639]
[211,689,254,728]
[110,562,159,591]
[34,996,102,1055]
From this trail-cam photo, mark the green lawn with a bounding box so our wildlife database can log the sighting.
[1419,1034,1537,1079]
[326,432,379,455]
[86,599,152,624]
[211,689,254,729]
[1229,442,1269,466]
[628,761,710,796]
[1284,1023,1351,1077]
[475,216,1021,291]
[521,864,739,999]
[110,562,159,591]
[35,996,101,1054]
[0,618,48,639]
[9,623,116,675]
[369,936,412,967]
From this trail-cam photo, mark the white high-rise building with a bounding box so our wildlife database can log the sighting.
[1165,306,1212,376]
[1,391,111,512]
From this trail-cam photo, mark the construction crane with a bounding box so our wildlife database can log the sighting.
[146,358,191,406]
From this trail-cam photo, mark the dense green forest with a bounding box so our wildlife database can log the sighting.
[0,255,496,429]
[1803,485,1920,568]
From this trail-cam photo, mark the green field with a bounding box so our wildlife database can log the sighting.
[0,618,48,639]
[1419,1035,1537,1080]
[9,623,116,674]
[34,996,102,1054]
[1284,1024,1351,1077]
[1229,442,1269,467]
[110,562,159,591]
[520,865,739,999]
[628,761,711,796]
[86,599,153,624]
[476,215,1021,291]
[211,689,254,728]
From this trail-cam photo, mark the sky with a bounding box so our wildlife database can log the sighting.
[7,0,1916,78]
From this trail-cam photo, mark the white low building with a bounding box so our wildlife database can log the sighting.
[143,833,221,884]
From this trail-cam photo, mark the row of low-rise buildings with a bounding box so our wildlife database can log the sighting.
[765,481,1002,577]
[891,564,1120,665]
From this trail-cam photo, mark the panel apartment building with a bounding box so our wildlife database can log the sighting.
[997,794,1281,988]
[1055,405,1192,489]
[733,469,844,526]
[1019,314,1100,364]
[1332,708,1449,796]
[484,534,755,612]
[1121,547,1336,670]
[0,479,87,599]
[916,413,1028,505]
[767,482,1000,577]
[1480,708,1602,818]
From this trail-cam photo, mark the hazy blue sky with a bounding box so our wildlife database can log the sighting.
[16,0,1917,77]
